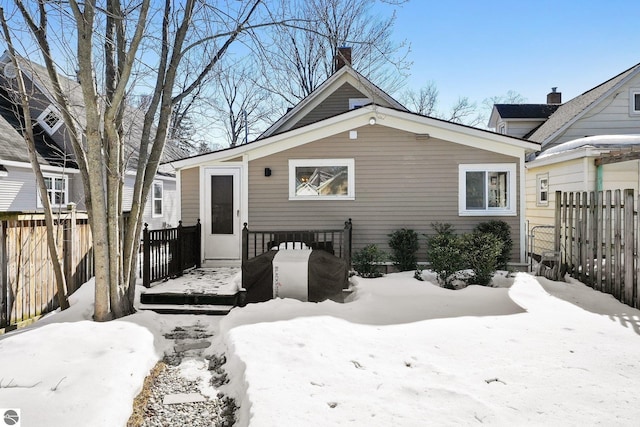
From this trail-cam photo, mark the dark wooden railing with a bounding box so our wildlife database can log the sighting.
[142,220,201,288]
[242,218,352,267]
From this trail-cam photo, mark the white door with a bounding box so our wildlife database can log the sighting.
[204,167,241,259]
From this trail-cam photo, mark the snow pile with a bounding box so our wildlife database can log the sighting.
[2,271,640,426]
[217,272,640,426]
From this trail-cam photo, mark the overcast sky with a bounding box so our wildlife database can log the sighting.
[391,0,640,116]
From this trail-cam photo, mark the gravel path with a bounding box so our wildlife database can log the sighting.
[128,324,237,427]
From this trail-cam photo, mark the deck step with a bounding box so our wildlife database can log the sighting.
[138,303,235,315]
[140,292,241,306]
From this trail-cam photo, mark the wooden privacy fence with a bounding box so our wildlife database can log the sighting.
[142,220,201,288]
[1,207,93,329]
[554,189,638,308]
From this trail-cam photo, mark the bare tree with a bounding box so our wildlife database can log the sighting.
[482,90,527,109]
[259,0,410,106]
[401,81,439,116]
[447,96,484,127]
[208,60,277,147]
[403,81,525,128]
[0,15,69,311]
[1,0,274,321]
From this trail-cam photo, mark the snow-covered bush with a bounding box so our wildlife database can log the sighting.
[425,223,465,289]
[353,244,386,278]
[388,228,419,272]
[473,220,512,270]
[462,231,504,286]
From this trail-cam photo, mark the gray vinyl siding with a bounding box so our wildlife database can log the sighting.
[122,175,179,229]
[0,165,84,212]
[180,166,200,225]
[547,76,640,149]
[293,83,381,130]
[248,125,521,262]
[504,120,545,139]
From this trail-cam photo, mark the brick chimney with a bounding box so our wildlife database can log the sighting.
[547,87,562,104]
[334,46,352,71]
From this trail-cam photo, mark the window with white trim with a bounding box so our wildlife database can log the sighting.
[37,105,63,134]
[629,89,640,115]
[152,181,163,217]
[37,174,68,208]
[289,159,355,200]
[458,164,516,215]
[537,173,549,206]
[349,98,371,110]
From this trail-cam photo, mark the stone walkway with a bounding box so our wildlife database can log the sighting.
[128,323,236,427]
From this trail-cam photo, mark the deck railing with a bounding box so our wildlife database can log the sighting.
[242,219,353,267]
[142,220,201,288]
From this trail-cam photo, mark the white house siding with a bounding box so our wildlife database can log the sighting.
[0,165,84,212]
[503,120,545,139]
[525,157,596,230]
[247,125,522,262]
[549,79,640,148]
[601,160,640,193]
[122,175,179,229]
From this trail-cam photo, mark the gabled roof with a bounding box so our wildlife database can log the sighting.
[528,61,640,146]
[488,104,560,127]
[0,51,187,168]
[170,104,540,170]
[259,65,406,139]
[0,85,75,168]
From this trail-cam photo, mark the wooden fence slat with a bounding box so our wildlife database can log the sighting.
[554,189,637,310]
[596,191,604,291]
[605,191,612,293]
[624,189,634,305]
[1,212,94,330]
[614,190,622,300]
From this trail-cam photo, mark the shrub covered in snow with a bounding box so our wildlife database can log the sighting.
[425,223,465,289]
[473,220,512,270]
[353,244,386,278]
[462,231,504,286]
[388,228,419,272]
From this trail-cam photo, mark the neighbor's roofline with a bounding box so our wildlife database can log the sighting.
[539,61,640,146]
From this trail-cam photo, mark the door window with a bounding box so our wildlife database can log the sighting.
[211,175,234,234]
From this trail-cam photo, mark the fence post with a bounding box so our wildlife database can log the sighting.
[64,203,77,293]
[624,189,634,305]
[0,220,6,328]
[143,223,150,288]
[176,220,184,276]
[596,191,604,291]
[241,223,249,290]
[196,219,201,268]
[614,190,622,299]
[343,218,352,267]
[554,191,562,255]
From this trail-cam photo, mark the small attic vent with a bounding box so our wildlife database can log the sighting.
[37,105,63,135]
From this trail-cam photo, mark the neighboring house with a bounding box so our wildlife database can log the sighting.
[488,89,561,139]
[0,52,182,229]
[488,61,640,232]
[170,50,539,266]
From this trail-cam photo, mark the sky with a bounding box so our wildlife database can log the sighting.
[390,0,640,118]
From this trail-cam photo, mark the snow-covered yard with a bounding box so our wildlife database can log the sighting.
[1,271,640,426]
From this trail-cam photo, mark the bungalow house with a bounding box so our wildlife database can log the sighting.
[170,49,540,266]
[0,52,182,229]
[488,61,640,231]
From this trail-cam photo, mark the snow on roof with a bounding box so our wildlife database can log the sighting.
[536,134,640,160]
